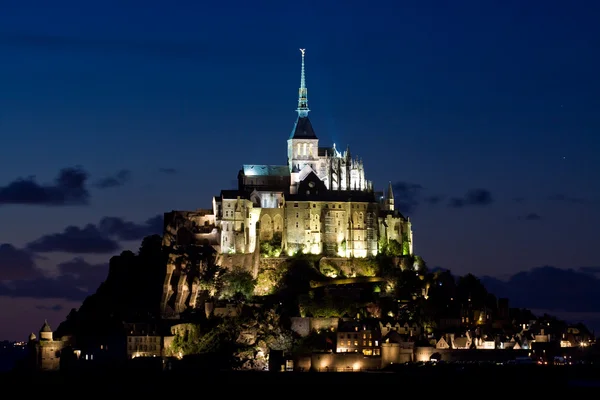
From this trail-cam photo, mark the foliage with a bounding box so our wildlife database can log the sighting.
[337,239,347,255]
[260,232,282,257]
[456,273,488,308]
[219,267,256,301]
[54,234,166,341]
[351,258,379,277]
[298,294,362,318]
[198,262,225,297]
[171,324,202,355]
[171,319,238,357]
[387,239,403,257]
[319,258,340,278]
[319,257,379,278]
[255,264,288,296]
[170,307,296,371]
[378,235,388,255]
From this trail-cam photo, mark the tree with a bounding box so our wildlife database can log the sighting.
[456,273,488,309]
[387,239,403,256]
[219,267,256,301]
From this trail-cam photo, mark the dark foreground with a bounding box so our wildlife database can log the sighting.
[3,364,600,392]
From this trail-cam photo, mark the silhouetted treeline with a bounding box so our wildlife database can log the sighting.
[55,235,166,342]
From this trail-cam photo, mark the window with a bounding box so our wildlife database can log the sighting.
[295,222,299,228]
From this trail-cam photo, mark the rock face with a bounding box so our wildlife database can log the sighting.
[161,244,218,319]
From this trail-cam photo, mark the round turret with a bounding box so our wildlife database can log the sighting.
[39,320,53,341]
[28,332,36,342]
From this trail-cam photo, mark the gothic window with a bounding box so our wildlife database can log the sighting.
[303,143,307,156]
[274,215,282,231]
[297,143,301,156]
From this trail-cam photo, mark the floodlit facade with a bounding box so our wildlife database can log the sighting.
[163,49,413,258]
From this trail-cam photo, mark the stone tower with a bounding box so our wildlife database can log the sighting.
[287,49,319,194]
[384,181,395,211]
[39,320,53,341]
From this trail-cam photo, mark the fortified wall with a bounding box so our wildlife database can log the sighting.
[294,347,533,371]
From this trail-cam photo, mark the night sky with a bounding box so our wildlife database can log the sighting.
[1,0,599,340]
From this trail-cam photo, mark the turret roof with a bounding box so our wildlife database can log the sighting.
[40,320,52,333]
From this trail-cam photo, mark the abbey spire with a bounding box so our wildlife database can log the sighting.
[296,48,309,117]
[289,48,317,140]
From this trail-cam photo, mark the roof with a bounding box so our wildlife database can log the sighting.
[40,320,52,333]
[318,146,335,157]
[220,190,248,200]
[242,165,290,177]
[290,116,318,139]
[287,172,376,202]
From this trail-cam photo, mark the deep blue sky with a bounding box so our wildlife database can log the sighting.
[1,0,600,340]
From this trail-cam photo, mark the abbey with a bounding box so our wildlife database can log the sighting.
[163,49,413,258]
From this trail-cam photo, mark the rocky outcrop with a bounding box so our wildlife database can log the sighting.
[161,245,218,319]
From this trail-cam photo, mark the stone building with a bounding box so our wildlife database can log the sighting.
[161,49,414,317]
[27,320,70,371]
[125,323,163,359]
[162,49,413,259]
[336,320,381,356]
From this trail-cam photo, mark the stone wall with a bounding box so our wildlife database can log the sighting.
[258,257,288,271]
[319,257,379,278]
[215,253,255,272]
[290,317,339,337]
[309,352,381,372]
[413,347,531,363]
[381,343,414,364]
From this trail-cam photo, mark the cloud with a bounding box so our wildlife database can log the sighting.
[98,215,163,241]
[518,212,542,221]
[390,182,493,213]
[94,169,131,189]
[0,244,43,281]
[158,168,178,175]
[0,167,90,206]
[0,257,109,301]
[25,215,163,254]
[391,182,424,214]
[26,225,120,254]
[423,195,444,205]
[481,266,600,313]
[548,194,588,205]
[35,304,64,312]
[448,189,494,208]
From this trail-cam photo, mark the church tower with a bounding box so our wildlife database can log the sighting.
[287,49,319,194]
[384,181,395,211]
